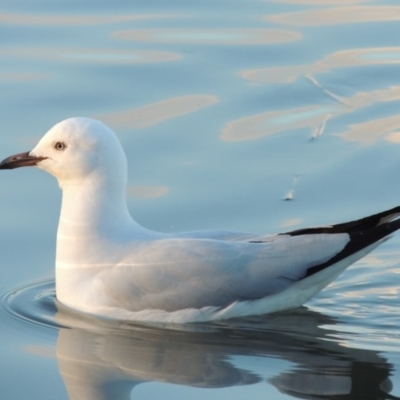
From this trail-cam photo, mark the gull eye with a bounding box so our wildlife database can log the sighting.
[54,142,66,151]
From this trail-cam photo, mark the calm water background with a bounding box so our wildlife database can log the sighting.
[1,0,400,398]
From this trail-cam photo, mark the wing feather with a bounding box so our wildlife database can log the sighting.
[99,233,349,311]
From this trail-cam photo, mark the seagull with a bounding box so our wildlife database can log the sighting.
[1,117,399,323]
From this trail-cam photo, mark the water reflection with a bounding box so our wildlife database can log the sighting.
[2,48,180,64]
[267,5,400,26]
[386,132,400,144]
[98,95,218,129]
[0,12,166,26]
[270,0,365,4]
[113,28,301,45]
[0,71,47,82]
[280,218,303,228]
[54,307,398,400]
[221,103,333,141]
[127,185,169,199]
[340,114,400,145]
[222,82,400,142]
[242,47,400,84]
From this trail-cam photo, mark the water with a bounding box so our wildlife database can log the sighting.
[1,0,400,398]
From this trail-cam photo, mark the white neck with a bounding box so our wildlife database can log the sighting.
[55,172,153,272]
[58,176,139,239]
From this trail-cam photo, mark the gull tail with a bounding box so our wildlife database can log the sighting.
[282,205,400,278]
[284,205,400,237]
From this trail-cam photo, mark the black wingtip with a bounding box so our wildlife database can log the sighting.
[283,205,400,237]
[304,216,400,279]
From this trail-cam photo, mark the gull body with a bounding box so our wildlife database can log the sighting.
[1,117,399,323]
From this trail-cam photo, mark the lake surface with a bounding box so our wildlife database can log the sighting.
[1,0,400,398]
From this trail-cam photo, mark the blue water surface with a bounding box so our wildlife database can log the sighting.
[1,0,400,398]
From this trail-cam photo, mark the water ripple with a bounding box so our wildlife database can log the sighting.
[0,279,61,330]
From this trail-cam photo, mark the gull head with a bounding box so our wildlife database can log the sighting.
[0,117,128,188]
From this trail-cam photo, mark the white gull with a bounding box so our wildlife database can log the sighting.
[1,117,399,323]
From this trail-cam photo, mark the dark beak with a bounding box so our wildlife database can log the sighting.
[0,151,47,170]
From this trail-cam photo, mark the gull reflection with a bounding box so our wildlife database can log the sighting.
[54,307,399,400]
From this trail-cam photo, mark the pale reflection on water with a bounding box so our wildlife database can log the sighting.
[267,5,400,26]
[52,306,397,400]
[0,12,167,26]
[242,48,400,84]
[1,48,180,64]
[113,28,302,45]
[270,0,365,4]
[225,68,400,142]
[0,71,48,82]
[98,95,218,129]
[127,185,169,199]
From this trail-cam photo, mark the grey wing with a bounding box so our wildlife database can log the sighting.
[101,233,350,312]
[197,233,350,304]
